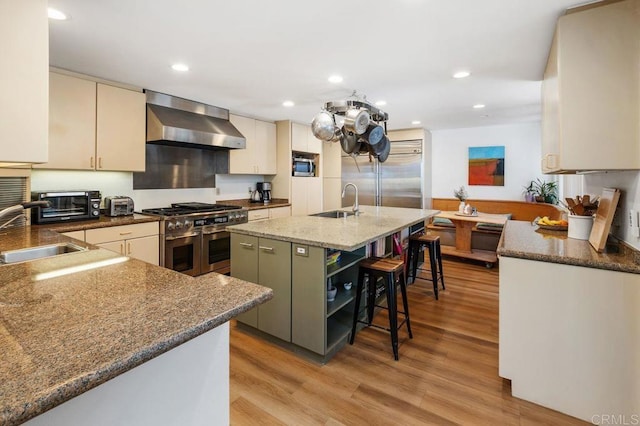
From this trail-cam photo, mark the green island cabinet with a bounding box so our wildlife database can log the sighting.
[231,234,292,342]
[231,234,366,360]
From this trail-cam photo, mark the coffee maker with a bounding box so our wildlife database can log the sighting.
[256,182,271,204]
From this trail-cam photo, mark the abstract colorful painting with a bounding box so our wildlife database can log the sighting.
[468,146,505,186]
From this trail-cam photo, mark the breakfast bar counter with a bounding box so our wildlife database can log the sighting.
[0,226,272,425]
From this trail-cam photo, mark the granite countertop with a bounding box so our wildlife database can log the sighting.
[0,227,272,425]
[227,205,440,251]
[497,220,640,274]
[222,198,290,211]
[35,213,160,233]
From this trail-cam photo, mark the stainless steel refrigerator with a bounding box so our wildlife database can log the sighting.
[341,139,423,209]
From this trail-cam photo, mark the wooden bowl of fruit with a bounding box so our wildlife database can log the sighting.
[536,216,569,231]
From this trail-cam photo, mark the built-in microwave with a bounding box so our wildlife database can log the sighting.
[292,157,316,177]
[31,190,101,224]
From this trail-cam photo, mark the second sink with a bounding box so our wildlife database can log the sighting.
[311,210,357,219]
[0,243,87,264]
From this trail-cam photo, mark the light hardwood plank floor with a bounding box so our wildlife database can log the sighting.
[230,258,587,425]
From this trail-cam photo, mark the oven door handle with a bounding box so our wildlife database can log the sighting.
[202,229,229,236]
[166,232,199,241]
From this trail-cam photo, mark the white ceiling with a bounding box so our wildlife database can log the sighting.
[48,0,592,131]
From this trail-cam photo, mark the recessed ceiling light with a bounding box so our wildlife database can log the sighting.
[411,120,421,125]
[328,75,343,84]
[171,63,189,72]
[282,100,295,107]
[375,100,387,106]
[48,7,68,20]
[473,104,486,109]
[453,71,471,79]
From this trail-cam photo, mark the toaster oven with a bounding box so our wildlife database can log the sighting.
[31,190,101,224]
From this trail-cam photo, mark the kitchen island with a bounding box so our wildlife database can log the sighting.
[497,221,640,423]
[0,226,272,426]
[227,205,439,362]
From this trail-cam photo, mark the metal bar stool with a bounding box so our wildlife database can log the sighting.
[349,257,412,360]
[407,233,445,300]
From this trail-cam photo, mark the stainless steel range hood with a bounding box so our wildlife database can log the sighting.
[145,90,245,149]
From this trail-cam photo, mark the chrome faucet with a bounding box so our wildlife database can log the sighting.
[0,201,50,230]
[341,182,359,215]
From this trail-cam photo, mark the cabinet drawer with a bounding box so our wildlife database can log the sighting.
[248,209,270,221]
[269,206,291,219]
[86,222,158,244]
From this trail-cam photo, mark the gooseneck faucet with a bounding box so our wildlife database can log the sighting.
[341,182,359,215]
[0,201,51,230]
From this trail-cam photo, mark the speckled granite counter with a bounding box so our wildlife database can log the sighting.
[227,205,439,251]
[0,227,272,425]
[222,198,290,211]
[497,220,640,274]
[35,213,160,233]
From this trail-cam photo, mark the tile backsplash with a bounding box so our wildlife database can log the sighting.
[30,170,265,210]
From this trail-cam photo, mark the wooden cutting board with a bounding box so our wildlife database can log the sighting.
[589,188,620,252]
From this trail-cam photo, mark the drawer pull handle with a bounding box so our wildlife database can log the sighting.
[98,157,103,169]
[127,242,132,255]
[259,246,273,252]
[119,231,133,236]
[239,242,254,248]
[90,156,94,168]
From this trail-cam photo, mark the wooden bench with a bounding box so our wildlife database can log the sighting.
[428,198,564,264]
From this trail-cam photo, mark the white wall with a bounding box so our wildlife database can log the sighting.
[30,170,262,210]
[431,122,548,201]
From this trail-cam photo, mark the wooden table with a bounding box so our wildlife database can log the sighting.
[435,211,508,265]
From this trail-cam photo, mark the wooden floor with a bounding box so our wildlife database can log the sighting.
[229,258,587,425]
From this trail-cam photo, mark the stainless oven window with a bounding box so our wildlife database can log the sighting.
[165,233,201,276]
[201,230,231,275]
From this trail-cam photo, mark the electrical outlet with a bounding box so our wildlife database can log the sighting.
[631,210,640,238]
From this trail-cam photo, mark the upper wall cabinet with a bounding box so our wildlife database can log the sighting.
[0,0,48,165]
[229,115,276,175]
[291,122,322,154]
[541,0,640,173]
[36,72,145,171]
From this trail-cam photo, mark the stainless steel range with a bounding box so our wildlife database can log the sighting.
[141,202,248,276]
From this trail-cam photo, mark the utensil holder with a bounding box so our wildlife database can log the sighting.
[568,214,594,240]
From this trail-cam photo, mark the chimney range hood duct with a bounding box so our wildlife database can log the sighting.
[145,90,246,149]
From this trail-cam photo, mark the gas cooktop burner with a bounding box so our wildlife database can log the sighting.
[141,203,242,217]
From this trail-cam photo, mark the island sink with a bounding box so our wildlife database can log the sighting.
[0,243,87,264]
[311,210,357,219]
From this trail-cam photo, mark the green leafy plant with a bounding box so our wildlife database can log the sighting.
[527,178,558,204]
[453,186,468,202]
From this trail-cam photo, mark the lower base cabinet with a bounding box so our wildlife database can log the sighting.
[85,222,159,265]
[231,234,291,342]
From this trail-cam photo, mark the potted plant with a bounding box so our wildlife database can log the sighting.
[453,186,468,213]
[522,181,536,203]
[528,178,558,204]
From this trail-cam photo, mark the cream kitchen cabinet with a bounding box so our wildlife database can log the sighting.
[229,115,276,175]
[0,0,48,165]
[291,122,322,154]
[36,72,145,171]
[248,206,291,222]
[61,230,85,241]
[85,222,159,265]
[291,177,322,216]
[322,178,342,211]
[541,0,640,173]
[322,139,343,210]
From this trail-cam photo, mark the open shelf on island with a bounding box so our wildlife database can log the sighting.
[326,310,353,354]
[326,251,365,279]
[327,288,355,318]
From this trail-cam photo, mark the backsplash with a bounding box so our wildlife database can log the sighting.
[582,170,640,251]
[30,170,266,210]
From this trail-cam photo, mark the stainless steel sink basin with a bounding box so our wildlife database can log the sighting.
[311,210,358,219]
[0,243,87,264]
